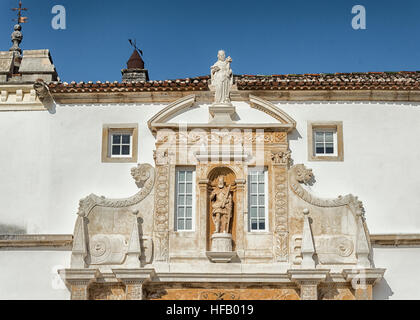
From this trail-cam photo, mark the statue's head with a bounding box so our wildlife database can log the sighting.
[14,24,21,31]
[217,50,225,61]
[217,176,225,188]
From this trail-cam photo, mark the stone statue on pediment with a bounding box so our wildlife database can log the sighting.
[211,50,233,104]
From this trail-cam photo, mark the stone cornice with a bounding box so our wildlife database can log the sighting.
[0,233,418,250]
[370,234,420,247]
[0,234,72,250]
[47,89,420,105]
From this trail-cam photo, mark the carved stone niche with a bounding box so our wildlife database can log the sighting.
[205,166,238,263]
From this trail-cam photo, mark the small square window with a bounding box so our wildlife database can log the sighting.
[308,122,343,161]
[102,124,138,163]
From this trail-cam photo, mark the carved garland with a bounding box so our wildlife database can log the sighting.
[77,163,155,217]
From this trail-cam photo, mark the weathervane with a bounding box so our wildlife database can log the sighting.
[128,39,143,57]
[12,0,28,24]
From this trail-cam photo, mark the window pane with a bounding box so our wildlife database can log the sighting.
[179,183,185,193]
[250,183,257,193]
[179,171,185,181]
[251,219,258,230]
[315,132,324,142]
[251,195,257,205]
[259,195,265,205]
[178,219,184,230]
[250,207,257,217]
[259,207,265,218]
[250,174,257,182]
[185,219,192,230]
[186,207,192,217]
[121,145,130,155]
[259,221,265,230]
[325,132,334,142]
[325,143,334,154]
[258,183,264,193]
[178,195,185,205]
[112,135,121,144]
[178,207,184,217]
[186,171,192,181]
[121,134,130,144]
[186,195,192,205]
[112,145,120,155]
[186,183,192,194]
[258,173,264,182]
[315,144,324,154]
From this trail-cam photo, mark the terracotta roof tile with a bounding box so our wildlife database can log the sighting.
[48,72,420,93]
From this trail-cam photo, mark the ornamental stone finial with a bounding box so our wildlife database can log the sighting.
[10,24,23,54]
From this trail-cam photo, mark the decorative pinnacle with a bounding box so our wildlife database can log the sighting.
[9,1,28,54]
[10,24,23,54]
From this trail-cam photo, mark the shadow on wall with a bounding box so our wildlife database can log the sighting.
[373,278,394,300]
[0,223,26,234]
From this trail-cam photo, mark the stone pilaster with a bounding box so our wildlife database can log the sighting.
[198,178,209,253]
[288,269,329,300]
[58,269,97,300]
[343,268,385,300]
[113,268,156,300]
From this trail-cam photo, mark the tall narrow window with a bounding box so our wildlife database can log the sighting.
[248,168,268,231]
[175,168,195,231]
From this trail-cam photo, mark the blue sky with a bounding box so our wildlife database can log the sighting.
[1,0,420,82]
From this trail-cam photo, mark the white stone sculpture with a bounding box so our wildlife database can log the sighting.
[210,50,233,104]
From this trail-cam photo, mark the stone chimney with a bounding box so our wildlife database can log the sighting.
[121,49,149,82]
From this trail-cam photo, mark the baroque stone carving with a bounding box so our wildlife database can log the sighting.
[153,165,170,261]
[89,234,126,265]
[289,164,372,267]
[210,50,233,104]
[210,176,233,234]
[289,164,364,215]
[273,166,288,262]
[271,150,291,165]
[77,163,155,217]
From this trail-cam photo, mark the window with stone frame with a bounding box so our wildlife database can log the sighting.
[308,121,343,161]
[101,124,138,163]
[248,167,268,231]
[175,167,195,231]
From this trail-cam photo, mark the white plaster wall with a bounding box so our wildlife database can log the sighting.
[277,101,420,234]
[373,247,420,300]
[0,100,419,235]
[0,250,70,299]
[0,103,166,234]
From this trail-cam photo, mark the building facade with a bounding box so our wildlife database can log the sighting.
[1,25,420,300]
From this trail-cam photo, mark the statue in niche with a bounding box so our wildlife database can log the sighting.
[210,50,233,104]
[210,176,233,233]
